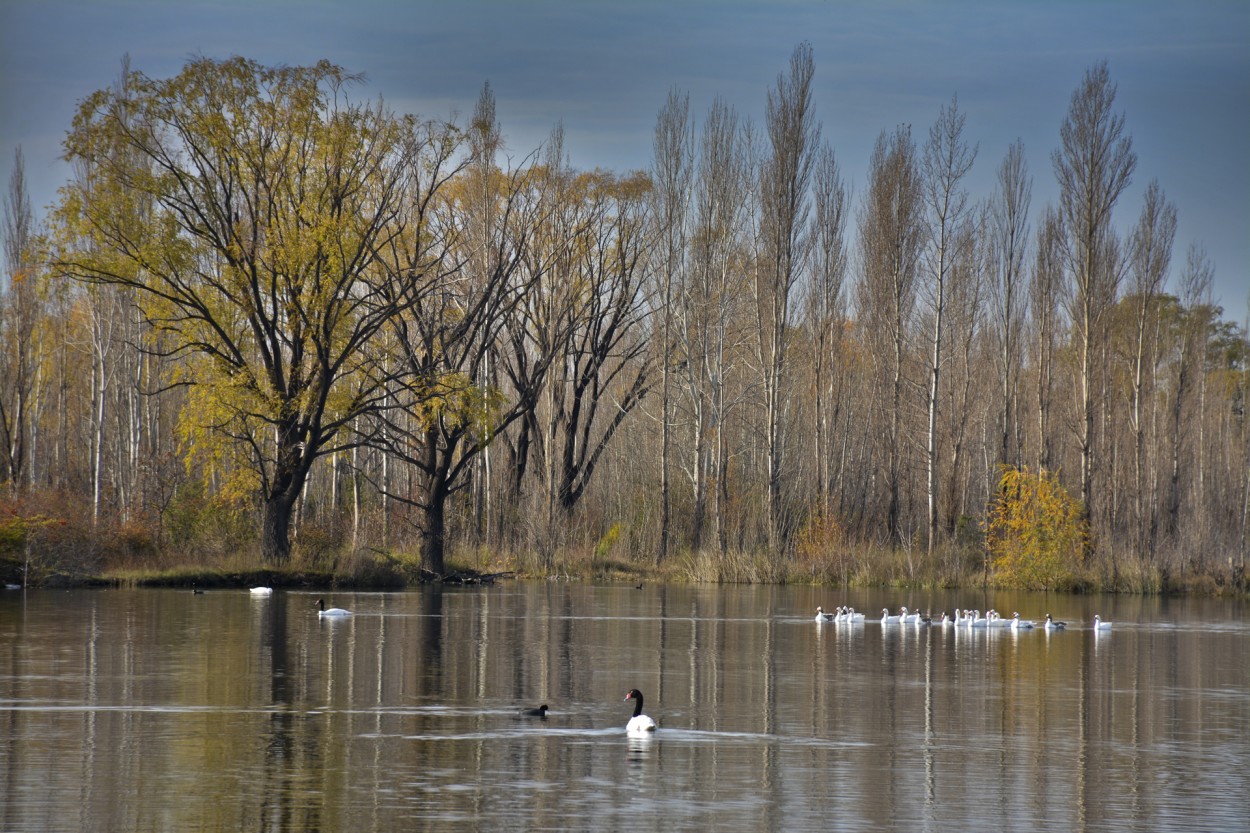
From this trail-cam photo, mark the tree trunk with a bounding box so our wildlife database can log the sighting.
[421,490,448,577]
[261,490,297,563]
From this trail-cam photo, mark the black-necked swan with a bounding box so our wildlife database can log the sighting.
[316,598,352,617]
[624,689,657,734]
[1093,614,1113,630]
[1044,613,1067,630]
[521,704,549,718]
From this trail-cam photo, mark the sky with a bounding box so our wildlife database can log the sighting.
[2,0,1247,315]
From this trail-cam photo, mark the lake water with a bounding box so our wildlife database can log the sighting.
[1,584,1247,832]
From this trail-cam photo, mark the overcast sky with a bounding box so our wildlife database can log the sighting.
[2,0,1247,313]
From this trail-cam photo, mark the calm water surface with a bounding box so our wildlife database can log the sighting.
[1,584,1247,832]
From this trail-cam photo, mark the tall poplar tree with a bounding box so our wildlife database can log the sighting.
[1052,61,1136,529]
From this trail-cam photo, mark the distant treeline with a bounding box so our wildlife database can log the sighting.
[1,49,1246,592]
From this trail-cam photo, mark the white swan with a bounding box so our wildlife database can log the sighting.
[1093,614,1113,630]
[1044,613,1067,630]
[249,587,273,596]
[881,608,902,625]
[970,610,988,628]
[842,608,865,624]
[316,598,352,617]
[900,606,921,625]
[624,689,657,734]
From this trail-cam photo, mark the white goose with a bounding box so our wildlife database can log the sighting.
[1010,612,1034,630]
[842,607,865,624]
[881,608,902,625]
[815,606,833,622]
[249,586,273,596]
[900,606,921,625]
[1093,614,1113,630]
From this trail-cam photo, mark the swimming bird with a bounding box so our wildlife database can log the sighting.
[900,606,921,625]
[520,704,549,718]
[842,607,865,624]
[316,598,352,617]
[1093,614,1113,630]
[881,608,902,625]
[815,606,833,622]
[1011,612,1034,630]
[250,587,273,596]
[1044,614,1067,631]
[624,689,657,734]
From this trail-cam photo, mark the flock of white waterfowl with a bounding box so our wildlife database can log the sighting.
[242,588,1116,738]
[816,605,1114,631]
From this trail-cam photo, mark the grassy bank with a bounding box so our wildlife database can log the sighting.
[2,536,1244,596]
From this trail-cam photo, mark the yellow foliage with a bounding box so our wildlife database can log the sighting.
[409,372,504,437]
[984,466,1087,589]
[795,508,846,565]
[175,373,262,504]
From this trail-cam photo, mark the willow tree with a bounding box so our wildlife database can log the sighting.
[56,57,423,564]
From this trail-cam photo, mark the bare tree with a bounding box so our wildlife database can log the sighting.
[552,171,656,514]
[920,95,977,554]
[1052,60,1137,525]
[1,147,40,492]
[1030,205,1063,472]
[468,82,504,547]
[755,41,819,552]
[1166,243,1212,540]
[650,89,693,564]
[807,144,849,514]
[1126,179,1176,552]
[368,115,550,576]
[988,140,1031,470]
[680,97,750,552]
[940,209,988,537]
[857,125,922,545]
